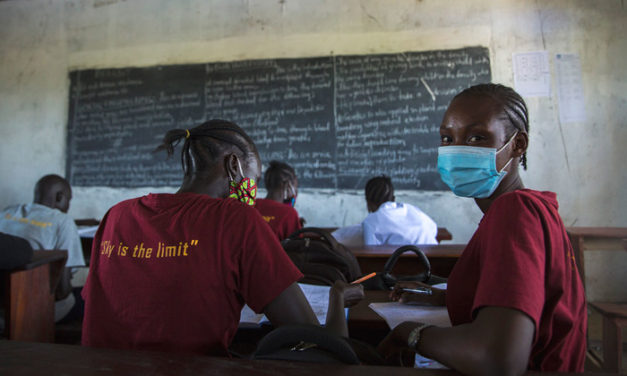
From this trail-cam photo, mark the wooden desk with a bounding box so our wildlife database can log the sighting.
[348,290,392,346]
[0,340,611,376]
[435,228,452,242]
[321,227,453,244]
[566,227,627,289]
[74,218,100,227]
[349,244,465,278]
[2,250,67,342]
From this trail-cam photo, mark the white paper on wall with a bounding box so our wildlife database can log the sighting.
[555,53,586,123]
[512,51,551,97]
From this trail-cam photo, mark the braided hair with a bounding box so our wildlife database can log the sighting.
[455,83,530,169]
[155,119,258,176]
[264,160,297,192]
[365,175,395,210]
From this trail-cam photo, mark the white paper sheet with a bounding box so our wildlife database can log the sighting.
[368,302,451,329]
[77,225,99,238]
[512,51,551,97]
[239,283,332,325]
[556,53,586,123]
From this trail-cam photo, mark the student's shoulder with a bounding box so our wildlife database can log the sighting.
[491,189,558,214]
[0,203,22,213]
[254,198,281,210]
[220,198,267,221]
[255,198,297,215]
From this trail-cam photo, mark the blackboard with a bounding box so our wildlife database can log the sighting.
[66,47,491,189]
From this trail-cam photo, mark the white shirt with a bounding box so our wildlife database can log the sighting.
[332,202,438,246]
[0,203,85,267]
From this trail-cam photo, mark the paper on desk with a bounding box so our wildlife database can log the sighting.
[368,302,451,329]
[78,225,99,238]
[240,283,332,325]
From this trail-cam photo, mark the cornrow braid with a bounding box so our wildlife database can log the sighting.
[155,119,258,176]
[456,83,530,169]
[365,175,394,208]
[264,160,297,191]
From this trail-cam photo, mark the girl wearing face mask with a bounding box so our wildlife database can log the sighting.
[82,120,362,355]
[378,84,586,374]
[255,160,303,241]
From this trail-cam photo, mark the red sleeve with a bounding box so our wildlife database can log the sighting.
[472,193,546,333]
[236,206,303,313]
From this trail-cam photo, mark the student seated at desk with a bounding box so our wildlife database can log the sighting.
[255,160,302,241]
[332,175,437,247]
[82,120,362,356]
[0,174,85,322]
[378,84,586,374]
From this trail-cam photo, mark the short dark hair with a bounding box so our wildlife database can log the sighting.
[264,160,297,192]
[455,83,530,169]
[156,119,258,176]
[365,175,394,208]
[34,174,70,203]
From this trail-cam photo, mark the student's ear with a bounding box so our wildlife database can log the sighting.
[224,153,240,181]
[54,190,70,213]
[512,132,528,159]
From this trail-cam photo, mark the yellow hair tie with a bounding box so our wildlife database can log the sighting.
[185,129,191,139]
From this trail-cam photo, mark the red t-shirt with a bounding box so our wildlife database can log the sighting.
[82,193,302,356]
[446,189,586,372]
[254,198,301,241]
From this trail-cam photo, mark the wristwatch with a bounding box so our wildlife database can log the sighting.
[407,323,432,350]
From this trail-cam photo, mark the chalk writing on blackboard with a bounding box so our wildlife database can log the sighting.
[67,47,491,189]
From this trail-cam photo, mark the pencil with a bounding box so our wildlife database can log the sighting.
[401,287,433,296]
[351,272,377,284]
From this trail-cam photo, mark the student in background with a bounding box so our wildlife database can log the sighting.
[255,160,302,241]
[82,120,362,355]
[332,175,438,247]
[0,174,85,322]
[378,84,586,374]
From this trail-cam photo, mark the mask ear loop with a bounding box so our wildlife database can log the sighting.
[497,132,518,153]
[284,181,295,200]
[496,132,518,173]
[235,158,246,179]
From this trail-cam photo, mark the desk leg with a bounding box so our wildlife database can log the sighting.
[6,264,55,342]
[602,316,626,373]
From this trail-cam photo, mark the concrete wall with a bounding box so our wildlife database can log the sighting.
[1,0,625,299]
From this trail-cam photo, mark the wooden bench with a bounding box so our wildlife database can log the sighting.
[2,250,67,342]
[566,227,627,373]
[587,302,627,373]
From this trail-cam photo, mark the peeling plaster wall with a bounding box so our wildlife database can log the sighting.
[1,0,625,300]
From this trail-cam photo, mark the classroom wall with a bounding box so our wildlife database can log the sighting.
[1,0,625,300]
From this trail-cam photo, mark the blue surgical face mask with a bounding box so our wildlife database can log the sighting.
[437,133,517,199]
[283,182,296,207]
